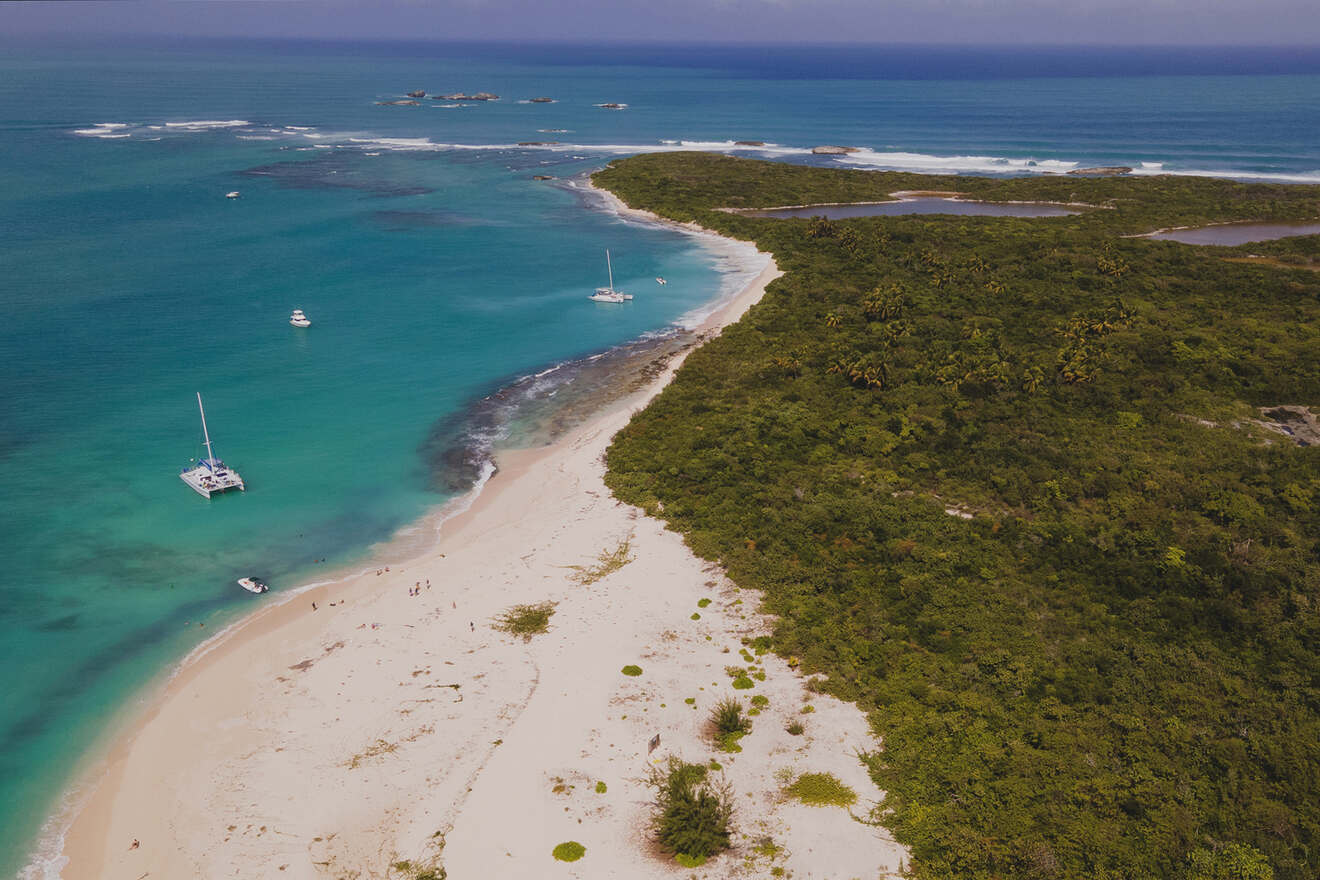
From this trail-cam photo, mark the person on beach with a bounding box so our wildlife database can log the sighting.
[312,601,317,611]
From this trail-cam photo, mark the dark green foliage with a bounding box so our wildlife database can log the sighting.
[648,758,735,860]
[1187,844,1274,880]
[598,154,1320,880]
[711,697,752,744]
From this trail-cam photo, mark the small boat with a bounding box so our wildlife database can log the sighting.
[655,277,667,285]
[588,250,633,303]
[237,576,269,594]
[180,393,245,498]
[290,309,311,328]
[226,191,240,199]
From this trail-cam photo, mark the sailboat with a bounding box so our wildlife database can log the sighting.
[179,392,246,498]
[588,250,633,303]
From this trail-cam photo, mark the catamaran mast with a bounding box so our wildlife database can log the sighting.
[196,392,217,468]
[606,250,614,292]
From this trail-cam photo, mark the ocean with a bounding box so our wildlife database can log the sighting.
[2,39,1319,877]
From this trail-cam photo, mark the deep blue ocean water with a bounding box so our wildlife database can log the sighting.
[2,40,1319,877]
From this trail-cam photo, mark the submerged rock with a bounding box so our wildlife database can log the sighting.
[529,97,556,103]
[437,92,500,101]
[517,141,561,146]
[376,100,421,106]
[811,145,861,155]
[533,175,556,181]
[406,90,426,98]
[598,102,626,110]
[734,140,766,146]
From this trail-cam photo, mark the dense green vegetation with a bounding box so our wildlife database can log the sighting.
[597,153,1320,880]
[647,757,735,863]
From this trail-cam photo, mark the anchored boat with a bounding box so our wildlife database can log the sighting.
[237,576,269,594]
[180,392,245,498]
[588,250,633,303]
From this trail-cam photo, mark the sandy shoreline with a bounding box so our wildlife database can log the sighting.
[46,188,907,879]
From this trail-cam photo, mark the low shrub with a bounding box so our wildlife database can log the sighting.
[711,698,751,752]
[711,698,752,736]
[784,772,857,807]
[552,841,586,862]
[492,601,556,641]
[647,757,735,861]
[621,664,643,677]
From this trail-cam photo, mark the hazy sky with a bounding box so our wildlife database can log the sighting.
[3,0,1319,45]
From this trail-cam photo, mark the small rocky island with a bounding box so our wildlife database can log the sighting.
[436,92,499,101]
[734,140,766,146]
[406,90,426,98]
[811,145,862,154]
[529,97,556,103]
[598,102,626,110]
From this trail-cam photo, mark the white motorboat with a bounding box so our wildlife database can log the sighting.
[226,191,240,199]
[237,576,269,594]
[655,277,667,285]
[588,250,633,303]
[180,392,246,498]
[290,308,311,327]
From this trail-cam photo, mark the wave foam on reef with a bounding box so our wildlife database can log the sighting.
[839,149,1080,175]
[161,119,250,130]
[1129,163,1320,184]
[68,118,1320,184]
[71,122,131,138]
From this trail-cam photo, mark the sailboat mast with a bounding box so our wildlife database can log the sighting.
[196,392,217,467]
[606,249,614,292]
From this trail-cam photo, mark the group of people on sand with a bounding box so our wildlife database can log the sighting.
[408,579,430,597]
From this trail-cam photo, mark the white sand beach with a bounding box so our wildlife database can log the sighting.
[54,207,907,880]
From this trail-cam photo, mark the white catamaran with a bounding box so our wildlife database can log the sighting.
[588,250,634,303]
[180,392,246,498]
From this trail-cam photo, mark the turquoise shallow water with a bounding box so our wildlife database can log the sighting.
[2,40,1320,877]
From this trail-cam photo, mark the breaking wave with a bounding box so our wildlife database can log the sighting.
[69,118,1320,184]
